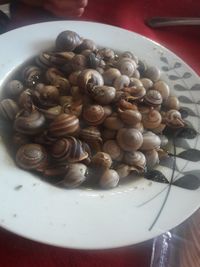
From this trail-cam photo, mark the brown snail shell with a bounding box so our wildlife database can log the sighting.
[78,69,104,92]
[62,163,88,188]
[14,110,46,135]
[49,113,79,137]
[99,169,120,189]
[79,126,102,143]
[123,151,146,171]
[113,75,130,90]
[0,99,19,120]
[115,164,138,178]
[118,108,142,126]
[50,138,71,160]
[35,83,60,107]
[103,68,121,85]
[144,89,163,106]
[18,89,33,110]
[103,140,123,161]
[75,39,97,52]
[101,129,116,141]
[145,149,159,170]
[5,80,24,99]
[98,48,115,61]
[16,143,48,171]
[88,85,116,105]
[59,95,73,106]
[116,128,143,151]
[118,99,138,111]
[118,58,137,77]
[12,132,30,149]
[153,80,170,101]
[142,108,162,129]
[83,104,106,126]
[71,54,87,71]
[62,99,83,117]
[39,105,62,120]
[164,95,180,110]
[45,68,70,95]
[129,78,143,87]
[103,115,124,130]
[140,131,161,151]
[164,109,185,128]
[123,86,146,100]
[55,30,82,51]
[91,152,112,170]
[68,71,81,85]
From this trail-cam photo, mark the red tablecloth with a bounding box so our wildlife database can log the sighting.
[1,0,200,266]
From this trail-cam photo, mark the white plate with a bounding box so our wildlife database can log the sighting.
[0,21,200,250]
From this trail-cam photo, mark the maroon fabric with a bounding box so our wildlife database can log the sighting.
[2,0,200,266]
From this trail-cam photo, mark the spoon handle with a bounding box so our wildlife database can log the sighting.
[146,17,200,28]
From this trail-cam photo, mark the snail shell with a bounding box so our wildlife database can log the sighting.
[159,135,169,148]
[103,68,121,85]
[0,99,19,120]
[12,132,30,149]
[98,48,115,61]
[118,58,137,77]
[83,104,106,126]
[79,126,102,143]
[118,109,142,126]
[75,39,97,52]
[103,140,123,161]
[78,69,104,92]
[18,89,33,110]
[129,78,143,87]
[49,113,79,137]
[103,115,124,130]
[99,169,120,189]
[45,68,70,95]
[164,109,185,128]
[140,131,161,151]
[71,54,87,71]
[153,80,170,101]
[55,30,82,51]
[144,89,163,106]
[38,105,62,120]
[16,143,48,171]
[88,85,116,105]
[113,75,130,90]
[140,78,153,90]
[103,105,113,117]
[123,86,146,100]
[50,138,71,160]
[101,129,116,141]
[145,149,159,170]
[87,52,105,69]
[118,99,138,111]
[35,83,60,107]
[14,110,46,135]
[164,95,180,110]
[22,65,42,88]
[68,71,82,85]
[5,80,24,98]
[62,163,88,188]
[123,151,146,171]
[115,164,138,178]
[142,108,162,129]
[144,66,160,82]
[116,128,143,151]
[91,152,112,170]
[62,99,83,117]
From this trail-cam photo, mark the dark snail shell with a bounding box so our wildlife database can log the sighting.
[71,54,88,71]
[116,128,143,151]
[83,104,106,126]
[75,39,97,52]
[49,113,79,137]
[35,83,60,107]
[79,126,102,143]
[14,110,46,135]
[0,99,19,120]
[5,80,24,98]
[22,65,42,88]
[16,143,48,171]
[55,30,82,51]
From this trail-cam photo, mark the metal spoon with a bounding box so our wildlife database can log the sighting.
[146,17,200,28]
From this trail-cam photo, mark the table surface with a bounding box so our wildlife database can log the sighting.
[1,0,200,266]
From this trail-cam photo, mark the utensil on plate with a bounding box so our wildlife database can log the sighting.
[146,17,200,28]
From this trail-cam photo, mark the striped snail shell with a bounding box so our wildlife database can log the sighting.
[164,109,185,128]
[144,89,163,106]
[142,108,162,129]
[49,113,79,137]
[14,110,46,135]
[16,143,48,171]
[67,137,89,162]
[79,126,102,143]
[83,104,106,126]
[117,57,137,77]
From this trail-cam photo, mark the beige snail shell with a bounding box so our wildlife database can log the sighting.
[142,108,162,129]
[102,140,124,161]
[116,128,143,151]
[99,169,120,189]
[123,151,146,171]
[62,163,88,188]
[140,131,161,151]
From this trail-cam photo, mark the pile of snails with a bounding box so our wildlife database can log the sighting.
[0,30,185,189]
